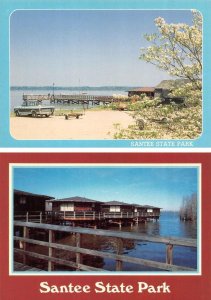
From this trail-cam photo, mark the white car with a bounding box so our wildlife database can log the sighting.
[14,100,55,117]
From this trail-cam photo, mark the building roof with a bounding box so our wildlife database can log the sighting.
[47,196,102,203]
[102,200,132,206]
[128,87,155,92]
[133,204,162,209]
[14,189,54,200]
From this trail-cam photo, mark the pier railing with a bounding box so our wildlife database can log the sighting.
[13,221,197,272]
[14,211,44,223]
[22,94,128,105]
[14,211,160,223]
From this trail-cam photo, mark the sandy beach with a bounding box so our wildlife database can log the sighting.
[10,110,134,140]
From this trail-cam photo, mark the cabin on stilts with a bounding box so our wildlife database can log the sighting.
[14,189,54,221]
[14,190,161,228]
[45,196,103,228]
[133,204,161,223]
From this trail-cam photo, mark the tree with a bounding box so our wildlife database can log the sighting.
[113,11,202,139]
[139,10,202,91]
[179,193,197,221]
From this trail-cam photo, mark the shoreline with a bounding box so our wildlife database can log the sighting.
[10,110,134,140]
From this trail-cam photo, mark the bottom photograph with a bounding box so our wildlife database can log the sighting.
[10,163,200,275]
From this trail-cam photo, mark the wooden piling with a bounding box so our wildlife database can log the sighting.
[76,233,82,270]
[23,226,29,265]
[116,238,123,271]
[48,229,55,271]
[166,243,173,265]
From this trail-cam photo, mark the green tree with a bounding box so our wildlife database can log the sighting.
[114,11,202,140]
[140,10,202,91]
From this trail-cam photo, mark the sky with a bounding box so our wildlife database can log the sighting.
[10,9,193,87]
[13,165,199,211]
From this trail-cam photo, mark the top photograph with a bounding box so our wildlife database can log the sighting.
[1,1,209,148]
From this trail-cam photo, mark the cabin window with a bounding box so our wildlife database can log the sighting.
[19,197,26,204]
[147,209,153,213]
[60,203,74,211]
[45,202,52,211]
[110,206,120,212]
[134,208,137,212]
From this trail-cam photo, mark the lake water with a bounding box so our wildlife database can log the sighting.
[10,87,129,111]
[44,211,197,272]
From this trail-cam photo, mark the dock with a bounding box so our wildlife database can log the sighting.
[14,262,44,272]
[15,211,160,229]
[23,94,125,106]
[13,221,197,272]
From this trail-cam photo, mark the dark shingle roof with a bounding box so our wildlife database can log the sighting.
[133,204,162,209]
[14,189,54,200]
[128,87,155,92]
[102,200,132,206]
[48,196,102,203]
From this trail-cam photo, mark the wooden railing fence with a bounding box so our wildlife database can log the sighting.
[14,221,197,272]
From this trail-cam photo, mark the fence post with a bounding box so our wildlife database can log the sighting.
[76,233,82,270]
[166,243,173,265]
[48,229,55,271]
[23,226,29,265]
[116,238,123,271]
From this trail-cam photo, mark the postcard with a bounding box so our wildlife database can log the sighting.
[0,0,210,149]
[0,152,210,299]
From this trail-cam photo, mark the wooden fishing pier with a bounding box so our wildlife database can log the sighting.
[23,94,125,106]
[13,221,197,272]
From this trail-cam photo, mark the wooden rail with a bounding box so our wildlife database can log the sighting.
[22,94,127,105]
[15,211,160,223]
[15,211,44,223]
[13,221,197,272]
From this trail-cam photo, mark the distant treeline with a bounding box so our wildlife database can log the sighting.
[10,86,138,91]
[179,193,197,221]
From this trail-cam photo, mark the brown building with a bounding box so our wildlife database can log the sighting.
[46,196,102,213]
[14,189,54,214]
[101,200,134,214]
[128,87,155,98]
[133,204,161,218]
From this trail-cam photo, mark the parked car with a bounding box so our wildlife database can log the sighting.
[14,100,55,117]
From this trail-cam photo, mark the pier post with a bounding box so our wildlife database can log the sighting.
[119,221,122,229]
[166,243,173,265]
[116,238,123,271]
[76,233,82,270]
[23,226,29,265]
[131,222,133,228]
[39,212,42,223]
[48,229,55,271]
